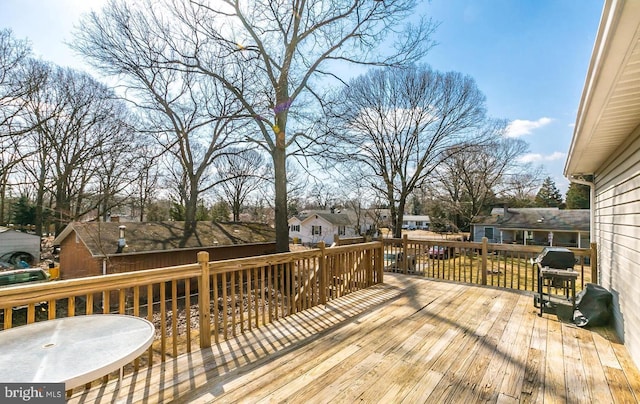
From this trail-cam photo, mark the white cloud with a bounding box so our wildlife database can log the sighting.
[517,151,565,163]
[546,151,566,161]
[517,153,543,163]
[505,117,553,138]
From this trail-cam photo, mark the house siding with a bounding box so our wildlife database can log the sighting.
[290,214,356,245]
[472,226,499,243]
[59,234,101,278]
[594,128,640,369]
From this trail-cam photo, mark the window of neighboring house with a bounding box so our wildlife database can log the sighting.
[290,224,300,232]
[484,227,494,240]
[338,226,346,236]
[312,225,322,235]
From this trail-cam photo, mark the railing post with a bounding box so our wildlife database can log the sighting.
[198,251,212,348]
[333,234,339,246]
[590,242,598,284]
[481,237,488,285]
[402,234,409,274]
[366,246,373,286]
[319,241,327,304]
[376,241,384,284]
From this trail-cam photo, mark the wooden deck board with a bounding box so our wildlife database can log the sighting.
[67,274,640,403]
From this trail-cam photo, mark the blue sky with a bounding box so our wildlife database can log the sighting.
[423,0,603,193]
[0,0,604,195]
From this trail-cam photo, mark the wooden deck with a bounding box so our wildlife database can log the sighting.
[69,274,640,403]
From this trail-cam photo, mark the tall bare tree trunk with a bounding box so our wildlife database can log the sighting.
[274,139,288,252]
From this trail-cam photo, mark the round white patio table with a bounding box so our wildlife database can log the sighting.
[0,314,155,390]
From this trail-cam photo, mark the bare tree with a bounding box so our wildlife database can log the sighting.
[325,65,488,238]
[305,181,339,211]
[337,169,385,236]
[15,60,61,234]
[0,29,31,132]
[428,132,531,231]
[130,143,161,221]
[214,148,269,222]
[75,0,437,251]
[500,166,544,206]
[73,4,250,244]
[17,65,134,234]
[0,30,33,223]
[91,106,140,222]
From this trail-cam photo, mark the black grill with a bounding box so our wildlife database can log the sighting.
[533,247,575,269]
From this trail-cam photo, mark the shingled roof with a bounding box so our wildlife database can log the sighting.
[473,208,589,231]
[53,221,276,257]
[292,210,354,226]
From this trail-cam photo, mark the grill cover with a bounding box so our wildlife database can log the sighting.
[534,247,575,269]
[574,283,612,327]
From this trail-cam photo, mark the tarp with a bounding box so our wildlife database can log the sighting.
[573,283,613,327]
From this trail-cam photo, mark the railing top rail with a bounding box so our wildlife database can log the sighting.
[324,241,383,256]
[0,263,201,308]
[208,248,323,274]
[383,237,592,255]
[208,241,382,274]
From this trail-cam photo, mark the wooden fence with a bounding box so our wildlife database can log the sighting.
[382,235,597,292]
[0,241,383,391]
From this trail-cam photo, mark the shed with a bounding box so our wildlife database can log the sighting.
[53,221,276,279]
[0,227,40,266]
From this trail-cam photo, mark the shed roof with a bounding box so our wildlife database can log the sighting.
[473,208,590,232]
[54,221,275,257]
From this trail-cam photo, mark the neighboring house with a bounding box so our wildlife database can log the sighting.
[288,210,358,245]
[472,207,590,247]
[365,209,430,230]
[402,215,431,230]
[374,208,392,228]
[0,226,41,265]
[565,0,640,370]
[53,221,276,279]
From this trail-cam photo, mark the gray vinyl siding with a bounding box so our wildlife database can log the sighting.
[594,127,640,370]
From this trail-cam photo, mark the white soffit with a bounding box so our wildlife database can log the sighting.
[565,0,640,176]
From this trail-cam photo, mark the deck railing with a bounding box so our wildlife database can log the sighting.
[0,241,383,392]
[383,235,596,292]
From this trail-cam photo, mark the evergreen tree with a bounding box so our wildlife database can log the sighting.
[169,202,185,221]
[146,201,170,221]
[210,201,230,222]
[565,183,590,209]
[195,201,210,221]
[535,177,564,208]
[11,196,36,226]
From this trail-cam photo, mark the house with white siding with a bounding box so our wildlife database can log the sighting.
[288,210,358,245]
[564,0,640,370]
[401,215,431,230]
